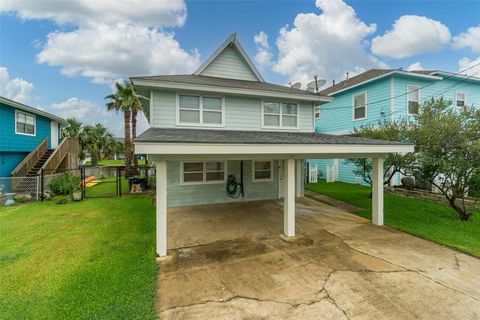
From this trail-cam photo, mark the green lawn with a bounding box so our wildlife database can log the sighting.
[84,159,147,167]
[85,177,130,197]
[0,196,157,320]
[306,180,480,257]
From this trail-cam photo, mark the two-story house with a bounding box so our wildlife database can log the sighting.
[309,69,480,185]
[131,34,413,257]
[0,96,79,179]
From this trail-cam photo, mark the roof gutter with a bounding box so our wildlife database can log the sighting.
[0,96,68,126]
[131,79,333,103]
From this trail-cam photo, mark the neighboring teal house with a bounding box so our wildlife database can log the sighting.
[130,34,413,257]
[0,96,67,176]
[309,69,480,185]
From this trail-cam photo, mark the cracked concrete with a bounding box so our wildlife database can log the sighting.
[158,198,480,319]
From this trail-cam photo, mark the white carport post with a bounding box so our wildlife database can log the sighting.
[372,157,384,225]
[284,159,295,237]
[156,160,167,256]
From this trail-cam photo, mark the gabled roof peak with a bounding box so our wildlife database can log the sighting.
[194,33,264,82]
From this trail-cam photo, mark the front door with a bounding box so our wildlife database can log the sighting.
[51,121,58,149]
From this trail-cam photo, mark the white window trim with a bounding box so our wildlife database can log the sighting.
[314,106,321,120]
[252,160,274,182]
[261,100,300,130]
[180,161,227,185]
[352,91,367,121]
[407,85,421,115]
[15,109,36,136]
[176,93,225,128]
[455,91,466,108]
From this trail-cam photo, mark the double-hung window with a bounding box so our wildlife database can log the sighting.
[314,106,321,120]
[178,95,224,126]
[352,92,367,120]
[455,92,465,107]
[407,85,420,115]
[181,161,226,184]
[252,160,273,181]
[15,110,36,136]
[263,102,298,128]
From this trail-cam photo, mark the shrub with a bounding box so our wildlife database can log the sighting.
[469,172,480,198]
[415,177,432,191]
[48,173,80,196]
[401,177,415,190]
[53,195,70,205]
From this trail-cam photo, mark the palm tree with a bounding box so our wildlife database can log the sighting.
[82,123,114,166]
[105,82,134,176]
[62,118,87,160]
[129,88,143,175]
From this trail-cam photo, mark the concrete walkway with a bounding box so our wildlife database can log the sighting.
[158,198,480,319]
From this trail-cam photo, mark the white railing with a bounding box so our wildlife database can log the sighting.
[308,164,318,183]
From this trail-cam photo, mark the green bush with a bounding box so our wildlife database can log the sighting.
[415,177,432,191]
[53,195,71,205]
[469,172,480,198]
[401,177,415,190]
[48,173,80,196]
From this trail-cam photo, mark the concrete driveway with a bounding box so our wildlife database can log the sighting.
[158,198,480,319]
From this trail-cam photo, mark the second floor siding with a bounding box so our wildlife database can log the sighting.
[0,103,54,152]
[150,89,315,132]
[316,74,480,134]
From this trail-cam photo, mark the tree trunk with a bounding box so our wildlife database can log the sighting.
[131,109,138,176]
[124,110,132,178]
[448,198,471,221]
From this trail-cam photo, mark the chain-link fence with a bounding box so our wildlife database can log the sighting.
[0,176,41,202]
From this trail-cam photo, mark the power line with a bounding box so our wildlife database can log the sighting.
[317,61,480,112]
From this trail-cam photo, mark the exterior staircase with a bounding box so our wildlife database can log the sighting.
[26,149,54,176]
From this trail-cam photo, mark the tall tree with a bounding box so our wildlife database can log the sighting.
[62,118,87,160]
[126,84,142,176]
[82,123,113,166]
[105,82,133,176]
[410,98,480,221]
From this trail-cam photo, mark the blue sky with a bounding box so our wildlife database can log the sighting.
[1,0,479,135]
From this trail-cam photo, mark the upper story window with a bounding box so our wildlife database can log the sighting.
[181,161,226,184]
[455,92,465,107]
[262,101,298,128]
[407,85,420,115]
[177,94,224,126]
[314,106,321,120]
[252,160,273,181]
[15,110,36,136]
[352,92,367,120]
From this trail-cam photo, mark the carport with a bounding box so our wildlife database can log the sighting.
[134,128,414,257]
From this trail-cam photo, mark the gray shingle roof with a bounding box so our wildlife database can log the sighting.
[130,74,321,97]
[135,128,409,145]
[318,69,393,96]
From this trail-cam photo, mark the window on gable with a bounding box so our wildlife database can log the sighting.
[314,106,321,120]
[353,92,367,120]
[253,160,273,181]
[407,85,420,115]
[178,95,224,126]
[263,102,298,128]
[456,92,465,107]
[16,111,36,135]
[182,161,226,184]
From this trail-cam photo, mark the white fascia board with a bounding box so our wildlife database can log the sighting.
[0,96,68,126]
[131,79,332,103]
[327,71,442,96]
[432,71,480,83]
[135,142,415,156]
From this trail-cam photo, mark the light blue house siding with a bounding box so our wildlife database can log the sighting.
[150,89,315,132]
[309,72,480,185]
[166,160,279,207]
[0,102,59,176]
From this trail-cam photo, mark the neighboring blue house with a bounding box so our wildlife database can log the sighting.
[309,69,480,185]
[0,96,68,176]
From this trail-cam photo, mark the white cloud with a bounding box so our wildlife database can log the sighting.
[37,25,201,83]
[1,0,200,84]
[47,97,107,121]
[458,56,480,77]
[254,31,273,67]
[0,0,186,28]
[407,62,424,71]
[265,0,386,84]
[371,15,451,59]
[0,67,34,104]
[453,25,480,53]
